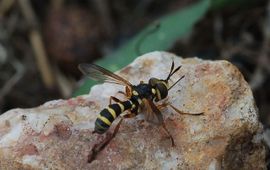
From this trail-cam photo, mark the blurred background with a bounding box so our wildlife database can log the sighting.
[0,0,269,153]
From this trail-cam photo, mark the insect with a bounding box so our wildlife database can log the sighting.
[79,61,203,162]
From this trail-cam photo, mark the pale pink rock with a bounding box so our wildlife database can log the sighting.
[0,51,265,169]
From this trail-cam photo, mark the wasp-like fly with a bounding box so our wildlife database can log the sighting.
[79,61,203,162]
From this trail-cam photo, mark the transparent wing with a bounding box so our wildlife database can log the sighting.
[78,63,133,87]
[143,98,164,125]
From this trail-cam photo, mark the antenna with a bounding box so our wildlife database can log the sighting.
[168,75,185,91]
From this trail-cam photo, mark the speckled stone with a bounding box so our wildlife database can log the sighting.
[0,51,266,169]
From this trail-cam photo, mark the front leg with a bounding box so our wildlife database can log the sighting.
[156,101,203,116]
[169,104,204,116]
[143,98,175,146]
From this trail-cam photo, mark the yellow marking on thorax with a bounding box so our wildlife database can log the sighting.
[118,103,125,112]
[132,90,139,96]
[137,98,142,105]
[151,88,156,94]
[107,107,116,119]
[131,104,136,109]
[156,88,161,100]
[98,115,111,126]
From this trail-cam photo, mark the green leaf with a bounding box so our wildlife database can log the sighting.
[73,0,210,96]
[210,0,258,10]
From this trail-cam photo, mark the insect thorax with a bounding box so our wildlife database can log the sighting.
[132,84,153,99]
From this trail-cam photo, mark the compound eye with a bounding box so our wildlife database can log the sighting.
[149,78,158,86]
[156,83,168,100]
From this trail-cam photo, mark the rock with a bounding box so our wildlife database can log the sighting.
[0,51,265,169]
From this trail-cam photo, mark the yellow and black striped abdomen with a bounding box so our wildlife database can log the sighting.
[94,100,132,134]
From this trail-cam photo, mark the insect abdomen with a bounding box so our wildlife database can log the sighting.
[94,100,132,134]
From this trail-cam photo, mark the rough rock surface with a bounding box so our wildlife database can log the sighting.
[0,51,265,169]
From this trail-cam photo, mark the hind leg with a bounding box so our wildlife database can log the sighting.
[88,118,124,163]
[116,86,132,97]
[161,122,175,146]
[88,111,137,163]
[114,85,132,101]
[109,96,123,105]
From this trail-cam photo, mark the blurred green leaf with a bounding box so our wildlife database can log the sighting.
[210,0,257,10]
[74,0,210,96]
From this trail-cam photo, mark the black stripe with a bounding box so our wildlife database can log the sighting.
[100,109,114,122]
[94,122,107,134]
[95,118,110,134]
[130,96,140,106]
[130,96,140,112]
[109,104,122,116]
[121,100,132,110]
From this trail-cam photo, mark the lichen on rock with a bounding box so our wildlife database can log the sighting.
[0,51,266,169]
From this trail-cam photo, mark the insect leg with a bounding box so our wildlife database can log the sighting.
[144,99,175,146]
[122,112,137,118]
[156,102,168,110]
[125,86,132,97]
[116,91,126,96]
[162,122,175,147]
[109,96,123,105]
[115,91,130,102]
[114,85,132,99]
[156,101,204,116]
[88,118,124,163]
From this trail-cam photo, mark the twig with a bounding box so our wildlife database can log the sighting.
[0,58,25,103]
[92,0,115,37]
[18,0,56,89]
[219,44,258,61]
[54,65,74,98]
[51,0,65,9]
[29,30,56,88]
[0,0,15,17]
[249,0,270,90]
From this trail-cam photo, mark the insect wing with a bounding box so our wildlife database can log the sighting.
[78,63,132,87]
[143,99,163,125]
